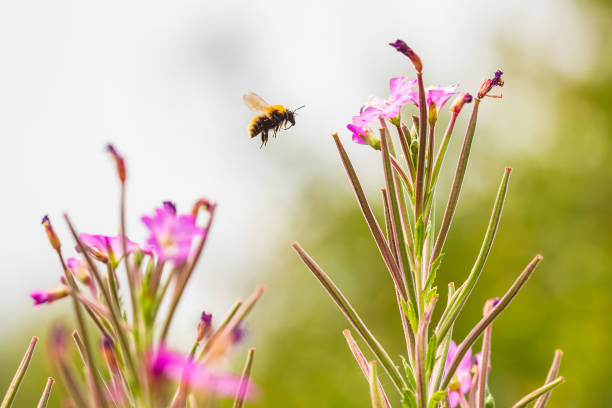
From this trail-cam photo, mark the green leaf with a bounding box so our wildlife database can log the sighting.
[401,298,418,334]
[425,332,437,377]
[485,390,496,408]
[425,254,444,291]
[425,287,438,307]
[415,217,425,258]
[427,390,448,408]
[402,390,417,408]
[400,355,417,391]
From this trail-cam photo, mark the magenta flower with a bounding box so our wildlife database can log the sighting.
[369,77,418,118]
[141,202,205,264]
[66,257,91,283]
[30,286,70,306]
[410,85,458,111]
[445,341,473,408]
[148,346,256,398]
[347,106,380,145]
[79,233,139,265]
[347,77,417,148]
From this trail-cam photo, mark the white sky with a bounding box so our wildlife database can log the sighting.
[0,0,592,341]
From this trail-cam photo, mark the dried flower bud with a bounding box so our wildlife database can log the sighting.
[191,198,214,217]
[389,39,423,72]
[449,93,473,115]
[197,311,213,342]
[483,297,500,315]
[41,215,61,250]
[106,144,126,183]
[477,70,504,99]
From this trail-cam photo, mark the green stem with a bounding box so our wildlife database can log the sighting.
[343,330,393,408]
[292,242,407,393]
[232,348,256,408]
[436,167,512,340]
[57,251,107,408]
[511,377,565,408]
[429,113,458,195]
[431,99,481,263]
[414,72,428,219]
[533,350,564,408]
[441,254,543,389]
[416,298,437,408]
[382,129,417,307]
[64,214,138,392]
[36,378,54,408]
[160,203,217,342]
[0,337,38,408]
[332,133,405,301]
[120,182,139,326]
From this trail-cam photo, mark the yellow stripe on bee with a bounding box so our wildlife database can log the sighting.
[265,105,287,115]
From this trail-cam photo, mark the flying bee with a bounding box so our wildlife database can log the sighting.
[243,92,303,146]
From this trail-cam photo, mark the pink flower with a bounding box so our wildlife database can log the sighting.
[66,257,91,283]
[411,85,458,111]
[148,346,256,398]
[79,233,139,265]
[370,77,418,118]
[445,341,473,408]
[30,286,69,306]
[141,202,205,264]
[347,77,417,147]
[347,106,380,145]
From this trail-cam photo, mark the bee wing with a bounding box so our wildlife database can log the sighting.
[243,92,270,112]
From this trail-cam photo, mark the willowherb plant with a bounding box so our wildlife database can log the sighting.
[1,146,262,408]
[292,40,564,408]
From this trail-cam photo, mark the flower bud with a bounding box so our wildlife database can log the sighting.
[106,144,126,183]
[101,337,119,370]
[477,70,504,99]
[389,39,423,72]
[41,215,61,251]
[449,93,473,115]
[428,102,438,125]
[30,286,70,306]
[196,311,213,342]
[483,297,500,315]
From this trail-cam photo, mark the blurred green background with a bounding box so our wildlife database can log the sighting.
[2,0,611,407]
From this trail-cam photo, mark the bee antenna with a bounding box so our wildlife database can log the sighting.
[293,105,306,113]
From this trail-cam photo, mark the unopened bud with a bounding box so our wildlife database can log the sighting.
[196,311,213,342]
[428,103,438,125]
[483,297,500,315]
[106,144,126,183]
[389,39,423,72]
[449,93,473,115]
[30,286,70,306]
[477,70,504,99]
[41,215,61,250]
[101,337,119,370]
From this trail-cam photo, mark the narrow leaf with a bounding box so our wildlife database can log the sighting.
[1,337,38,408]
[292,242,406,393]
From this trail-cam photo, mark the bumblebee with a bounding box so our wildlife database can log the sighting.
[243,92,303,146]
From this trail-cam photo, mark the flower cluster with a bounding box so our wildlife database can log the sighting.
[17,145,263,407]
[347,76,457,148]
[294,40,563,408]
